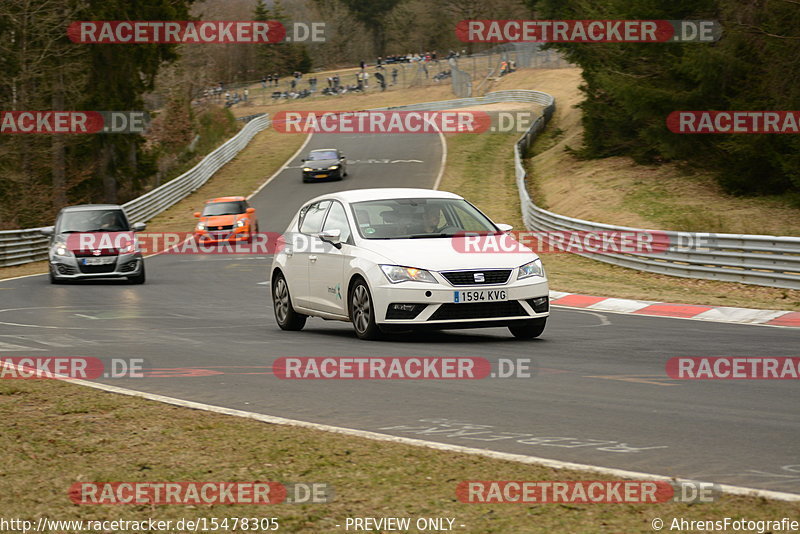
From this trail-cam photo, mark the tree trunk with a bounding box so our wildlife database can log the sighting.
[100,142,116,203]
[51,68,66,209]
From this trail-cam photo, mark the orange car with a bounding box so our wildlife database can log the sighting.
[194,196,258,243]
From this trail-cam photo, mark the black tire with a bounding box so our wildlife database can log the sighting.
[128,263,146,284]
[272,272,306,331]
[349,278,382,340]
[509,318,546,339]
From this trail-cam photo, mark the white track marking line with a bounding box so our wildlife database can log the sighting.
[248,132,312,200]
[433,131,447,190]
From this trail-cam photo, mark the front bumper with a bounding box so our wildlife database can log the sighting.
[194,229,251,243]
[303,168,342,181]
[50,252,143,280]
[370,273,549,326]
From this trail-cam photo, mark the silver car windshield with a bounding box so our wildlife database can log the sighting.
[57,210,129,233]
[351,198,497,239]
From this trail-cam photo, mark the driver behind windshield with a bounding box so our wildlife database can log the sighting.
[421,204,444,233]
[98,211,123,230]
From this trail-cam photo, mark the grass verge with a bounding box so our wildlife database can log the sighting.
[494,68,800,236]
[1,379,797,533]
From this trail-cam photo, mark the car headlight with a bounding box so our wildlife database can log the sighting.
[236,219,247,228]
[52,242,70,256]
[380,265,437,284]
[328,165,339,170]
[518,258,544,279]
[303,167,313,172]
[119,241,136,254]
[196,222,206,230]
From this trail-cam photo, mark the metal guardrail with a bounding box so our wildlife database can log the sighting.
[0,228,51,267]
[508,95,800,290]
[0,113,270,267]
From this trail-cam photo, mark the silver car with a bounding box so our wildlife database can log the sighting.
[41,205,147,284]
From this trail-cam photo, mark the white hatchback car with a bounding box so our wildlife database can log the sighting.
[270,188,549,340]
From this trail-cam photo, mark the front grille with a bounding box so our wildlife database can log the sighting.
[78,260,118,274]
[208,225,233,231]
[429,301,527,321]
[75,249,118,257]
[440,269,512,286]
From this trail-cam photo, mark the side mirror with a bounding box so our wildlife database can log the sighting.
[496,223,513,232]
[340,155,346,160]
[132,222,147,232]
[246,207,256,214]
[318,229,342,249]
[300,158,306,162]
[193,212,201,218]
[40,226,54,236]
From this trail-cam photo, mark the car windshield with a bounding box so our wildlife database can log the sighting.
[202,201,246,216]
[57,209,129,233]
[351,198,498,239]
[308,150,338,161]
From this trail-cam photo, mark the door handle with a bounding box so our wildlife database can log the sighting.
[309,255,317,262]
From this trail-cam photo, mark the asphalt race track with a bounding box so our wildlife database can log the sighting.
[1,131,798,494]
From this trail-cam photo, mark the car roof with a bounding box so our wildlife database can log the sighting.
[309,148,338,153]
[305,188,463,206]
[61,204,123,212]
[206,196,246,203]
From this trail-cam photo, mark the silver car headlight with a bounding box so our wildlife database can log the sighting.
[328,165,339,170]
[303,167,313,172]
[196,222,206,230]
[119,240,136,254]
[236,219,247,228]
[52,242,70,257]
[518,258,544,279]
[380,265,437,284]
